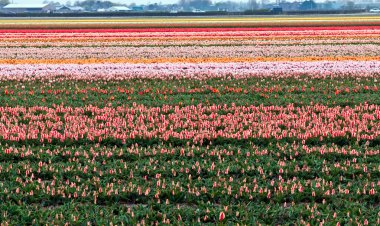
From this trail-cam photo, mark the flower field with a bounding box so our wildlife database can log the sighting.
[0,17,379,225]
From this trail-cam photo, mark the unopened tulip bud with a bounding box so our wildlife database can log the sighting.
[219,212,225,221]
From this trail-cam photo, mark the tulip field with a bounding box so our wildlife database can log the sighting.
[0,17,379,225]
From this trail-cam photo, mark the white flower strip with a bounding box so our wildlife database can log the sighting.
[0,61,380,81]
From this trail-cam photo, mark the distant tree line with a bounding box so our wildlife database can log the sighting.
[73,0,116,11]
[178,0,212,9]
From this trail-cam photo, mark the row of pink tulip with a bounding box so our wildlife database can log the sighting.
[1,144,377,201]
[0,61,379,81]
[1,104,380,143]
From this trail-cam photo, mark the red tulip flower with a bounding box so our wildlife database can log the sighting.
[219,212,225,221]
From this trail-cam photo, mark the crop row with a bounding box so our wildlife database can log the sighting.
[4,38,380,48]
[0,142,378,224]
[1,20,380,29]
[1,104,380,145]
[3,28,380,37]
[3,29,380,47]
[2,26,380,33]
[1,61,380,81]
[0,76,378,110]
[3,44,380,60]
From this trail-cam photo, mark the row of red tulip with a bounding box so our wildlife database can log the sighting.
[1,26,380,33]
[3,29,380,38]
